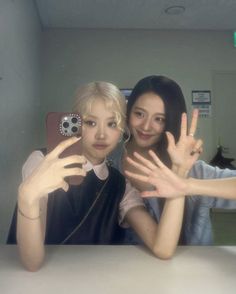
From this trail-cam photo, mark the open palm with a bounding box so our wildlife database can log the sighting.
[125,151,187,198]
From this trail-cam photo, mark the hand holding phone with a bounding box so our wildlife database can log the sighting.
[46,112,84,185]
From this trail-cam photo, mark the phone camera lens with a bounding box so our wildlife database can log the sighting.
[71,126,78,133]
[63,122,69,128]
[71,117,78,124]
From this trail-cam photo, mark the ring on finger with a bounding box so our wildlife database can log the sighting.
[189,133,194,137]
[190,149,201,156]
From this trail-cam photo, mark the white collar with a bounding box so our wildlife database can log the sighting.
[83,159,109,180]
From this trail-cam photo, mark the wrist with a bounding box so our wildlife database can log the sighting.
[172,164,189,178]
[18,183,41,217]
[19,181,43,201]
[185,178,194,196]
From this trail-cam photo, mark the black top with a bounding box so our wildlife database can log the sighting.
[7,166,126,245]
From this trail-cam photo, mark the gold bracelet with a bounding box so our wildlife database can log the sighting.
[18,206,42,220]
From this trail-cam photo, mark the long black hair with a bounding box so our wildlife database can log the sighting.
[127,75,187,167]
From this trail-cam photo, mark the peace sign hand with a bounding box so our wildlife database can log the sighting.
[167,109,203,174]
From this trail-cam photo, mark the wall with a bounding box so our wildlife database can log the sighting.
[0,0,41,242]
[41,29,236,161]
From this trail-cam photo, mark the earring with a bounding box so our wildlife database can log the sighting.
[123,126,131,143]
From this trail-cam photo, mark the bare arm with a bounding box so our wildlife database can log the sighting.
[186,177,236,200]
[124,153,188,259]
[124,110,202,258]
[17,137,86,271]
[125,196,184,259]
[125,151,236,200]
[163,109,236,200]
[17,184,46,272]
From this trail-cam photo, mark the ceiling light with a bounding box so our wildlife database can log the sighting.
[165,5,185,15]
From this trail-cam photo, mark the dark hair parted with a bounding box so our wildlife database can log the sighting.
[127,75,187,167]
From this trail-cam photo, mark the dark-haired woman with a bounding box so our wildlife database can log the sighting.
[110,75,236,245]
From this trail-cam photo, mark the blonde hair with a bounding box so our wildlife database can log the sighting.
[73,81,127,132]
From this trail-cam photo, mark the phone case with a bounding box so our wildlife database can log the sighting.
[46,112,83,185]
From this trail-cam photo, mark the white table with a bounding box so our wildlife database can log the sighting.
[1,245,236,294]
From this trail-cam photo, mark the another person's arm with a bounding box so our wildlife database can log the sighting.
[124,109,235,200]
[123,190,185,259]
[187,175,236,200]
[125,151,236,200]
[123,154,187,259]
[122,111,201,259]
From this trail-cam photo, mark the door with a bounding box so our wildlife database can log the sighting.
[212,72,236,165]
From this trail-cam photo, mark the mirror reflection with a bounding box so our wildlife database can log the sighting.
[1,0,236,246]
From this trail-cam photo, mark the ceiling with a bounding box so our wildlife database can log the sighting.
[34,0,236,30]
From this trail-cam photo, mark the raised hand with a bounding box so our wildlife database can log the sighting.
[167,109,203,173]
[20,137,87,205]
[125,150,187,198]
